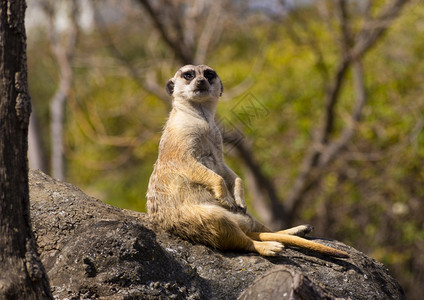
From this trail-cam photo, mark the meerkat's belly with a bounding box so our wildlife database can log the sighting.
[147,167,216,207]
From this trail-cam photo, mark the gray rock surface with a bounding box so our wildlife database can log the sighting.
[29,170,406,299]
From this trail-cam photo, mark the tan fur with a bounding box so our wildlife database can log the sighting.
[146,65,349,258]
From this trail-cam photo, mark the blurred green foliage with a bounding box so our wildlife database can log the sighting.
[27,2,423,299]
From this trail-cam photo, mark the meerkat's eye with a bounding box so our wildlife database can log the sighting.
[204,70,217,82]
[182,71,195,81]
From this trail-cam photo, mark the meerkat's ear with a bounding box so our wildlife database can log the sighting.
[166,79,175,96]
[219,79,223,97]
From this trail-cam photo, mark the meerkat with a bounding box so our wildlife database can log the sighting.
[146,65,349,258]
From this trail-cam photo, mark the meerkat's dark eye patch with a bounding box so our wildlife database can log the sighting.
[182,71,195,81]
[204,69,217,82]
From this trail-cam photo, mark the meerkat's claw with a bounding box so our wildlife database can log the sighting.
[222,195,238,211]
[237,205,247,214]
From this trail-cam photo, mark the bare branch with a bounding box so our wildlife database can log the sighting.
[137,0,193,64]
[353,0,410,58]
[319,59,366,167]
[194,1,224,64]
[319,59,350,146]
[43,0,79,180]
[284,0,410,220]
[318,0,352,146]
[67,94,148,148]
[284,5,331,83]
[93,4,171,105]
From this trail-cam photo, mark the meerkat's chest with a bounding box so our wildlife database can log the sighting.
[194,124,224,169]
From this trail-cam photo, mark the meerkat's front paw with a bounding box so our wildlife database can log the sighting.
[212,181,237,210]
[234,178,247,212]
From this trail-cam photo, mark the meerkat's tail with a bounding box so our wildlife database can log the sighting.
[247,232,349,258]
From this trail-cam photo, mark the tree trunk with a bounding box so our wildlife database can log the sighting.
[0,0,52,298]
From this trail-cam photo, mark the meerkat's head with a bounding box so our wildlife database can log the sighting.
[166,65,223,103]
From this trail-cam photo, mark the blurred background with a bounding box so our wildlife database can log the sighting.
[26,0,423,298]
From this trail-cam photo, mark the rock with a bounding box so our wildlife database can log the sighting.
[29,170,406,299]
[238,267,334,300]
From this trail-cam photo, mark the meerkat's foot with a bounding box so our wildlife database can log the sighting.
[252,241,284,256]
[248,232,349,258]
[276,224,314,237]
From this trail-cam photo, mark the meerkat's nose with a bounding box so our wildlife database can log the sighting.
[196,78,207,87]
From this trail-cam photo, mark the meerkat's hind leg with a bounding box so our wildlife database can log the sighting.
[276,224,314,237]
[176,204,284,256]
[214,208,285,256]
